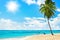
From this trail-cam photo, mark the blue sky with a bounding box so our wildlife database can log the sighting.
[0,0,60,30]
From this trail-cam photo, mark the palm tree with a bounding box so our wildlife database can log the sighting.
[40,0,56,35]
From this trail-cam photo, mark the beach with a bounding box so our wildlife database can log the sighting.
[0,34,60,40]
[26,34,60,40]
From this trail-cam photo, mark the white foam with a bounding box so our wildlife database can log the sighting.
[0,36,30,40]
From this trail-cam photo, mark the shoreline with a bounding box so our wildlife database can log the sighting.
[0,34,60,40]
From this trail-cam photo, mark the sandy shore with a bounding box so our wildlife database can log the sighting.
[26,34,60,40]
[0,34,60,40]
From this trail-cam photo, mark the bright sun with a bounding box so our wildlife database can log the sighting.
[6,1,19,13]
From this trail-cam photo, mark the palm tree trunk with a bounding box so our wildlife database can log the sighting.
[47,19,54,35]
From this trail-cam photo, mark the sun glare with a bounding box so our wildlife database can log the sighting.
[6,1,19,13]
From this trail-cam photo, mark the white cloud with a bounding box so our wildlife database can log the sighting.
[0,14,60,30]
[23,0,36,5]
[36,0,45,6]
[24,14,60,30]
[57,8,60,12]
[23,0,45,6]
[0,18,20,30]
[24,17,47,30]
[49,14,60,30]
[5,1,19,13]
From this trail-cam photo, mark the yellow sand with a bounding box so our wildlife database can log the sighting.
[26,34,60,40]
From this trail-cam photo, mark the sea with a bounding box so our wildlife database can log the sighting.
[0,30,60,38]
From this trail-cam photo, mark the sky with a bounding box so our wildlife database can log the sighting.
[0,0,60,30]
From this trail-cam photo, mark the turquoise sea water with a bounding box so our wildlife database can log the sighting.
[0,30,60,38]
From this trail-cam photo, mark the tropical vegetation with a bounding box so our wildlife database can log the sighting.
[40,0,56,35]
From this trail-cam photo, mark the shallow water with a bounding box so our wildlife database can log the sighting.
[0,30,60,38]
